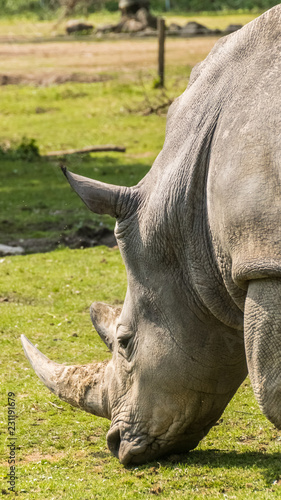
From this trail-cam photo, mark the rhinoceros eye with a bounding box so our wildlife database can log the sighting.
[117,326,133,355]
[118,337,131,350]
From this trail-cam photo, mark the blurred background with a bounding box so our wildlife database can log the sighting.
[0,0,279,253]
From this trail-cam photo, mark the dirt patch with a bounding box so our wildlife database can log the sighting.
[2,451,65,467]
[20,451,65,464]
[9,226,117,254]
[0,38,219,85]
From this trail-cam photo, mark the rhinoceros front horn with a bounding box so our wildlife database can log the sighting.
[21,335,110,419]
[61,167,131,218]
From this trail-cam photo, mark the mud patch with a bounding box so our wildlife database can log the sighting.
[8,226,117,255]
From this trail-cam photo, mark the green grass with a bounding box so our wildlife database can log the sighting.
[1,247,281,498]
[0,82,171,154]
[0,78,186,244]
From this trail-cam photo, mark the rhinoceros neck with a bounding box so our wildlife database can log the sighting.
[135,8,281,329]
[137,114,244,333]
[122,134,248,396]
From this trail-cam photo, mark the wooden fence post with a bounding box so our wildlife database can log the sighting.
[157,17,165,88]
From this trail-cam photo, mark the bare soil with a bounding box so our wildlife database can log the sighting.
[0,37,219,85]
[9,226,117,254]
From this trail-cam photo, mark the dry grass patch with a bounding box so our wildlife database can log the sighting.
[0,38,219,83]
[20,451,66,464]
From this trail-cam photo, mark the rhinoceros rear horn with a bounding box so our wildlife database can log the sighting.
[90,302,122,351]
[61,167,130,218]
[21,335,110,419]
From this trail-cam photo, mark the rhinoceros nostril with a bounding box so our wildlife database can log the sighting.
[107,428,121,458]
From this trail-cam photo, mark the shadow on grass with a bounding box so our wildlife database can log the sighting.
[0,155,151,243]
[133,449,281,485]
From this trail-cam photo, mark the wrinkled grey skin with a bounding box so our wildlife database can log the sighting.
[22,6,281,465]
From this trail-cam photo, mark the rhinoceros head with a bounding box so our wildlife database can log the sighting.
[21,168,247,465]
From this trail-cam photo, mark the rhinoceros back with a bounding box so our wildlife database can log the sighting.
[206,5,281,309]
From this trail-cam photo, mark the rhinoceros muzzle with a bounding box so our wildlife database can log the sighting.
[107,427,152,466]
[107,422,206,465]
[107,425,153,465]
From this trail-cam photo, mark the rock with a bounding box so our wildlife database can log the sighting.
[0,244,24,256]
[120,18,145,33]
[167,23,183,37]
[66,20,93,35]
[96,5,157,34]
[224,24,243,34]
[94,23,116,34]
[169,23,182,31]
[213,28,223,35]
[135,8,157,29]
[95,11,226,37]
[119,0,149,16]
[113,8,157,33]
[181,21,213,36]
[135,28,157,37]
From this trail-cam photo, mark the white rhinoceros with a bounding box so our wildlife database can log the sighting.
[21,5,281,465]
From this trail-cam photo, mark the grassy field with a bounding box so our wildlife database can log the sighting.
[1,10,281,499]
[0,16,258,247]
[0,36,219,245]
[0,79,176,245]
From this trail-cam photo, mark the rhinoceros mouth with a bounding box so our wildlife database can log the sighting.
[107,426,150,465]
[107,425,204,465]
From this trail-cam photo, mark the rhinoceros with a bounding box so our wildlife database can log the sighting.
[21,5,281,465]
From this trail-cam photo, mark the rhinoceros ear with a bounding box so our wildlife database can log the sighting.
[61,167,130,218]
[90,302,122,351]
